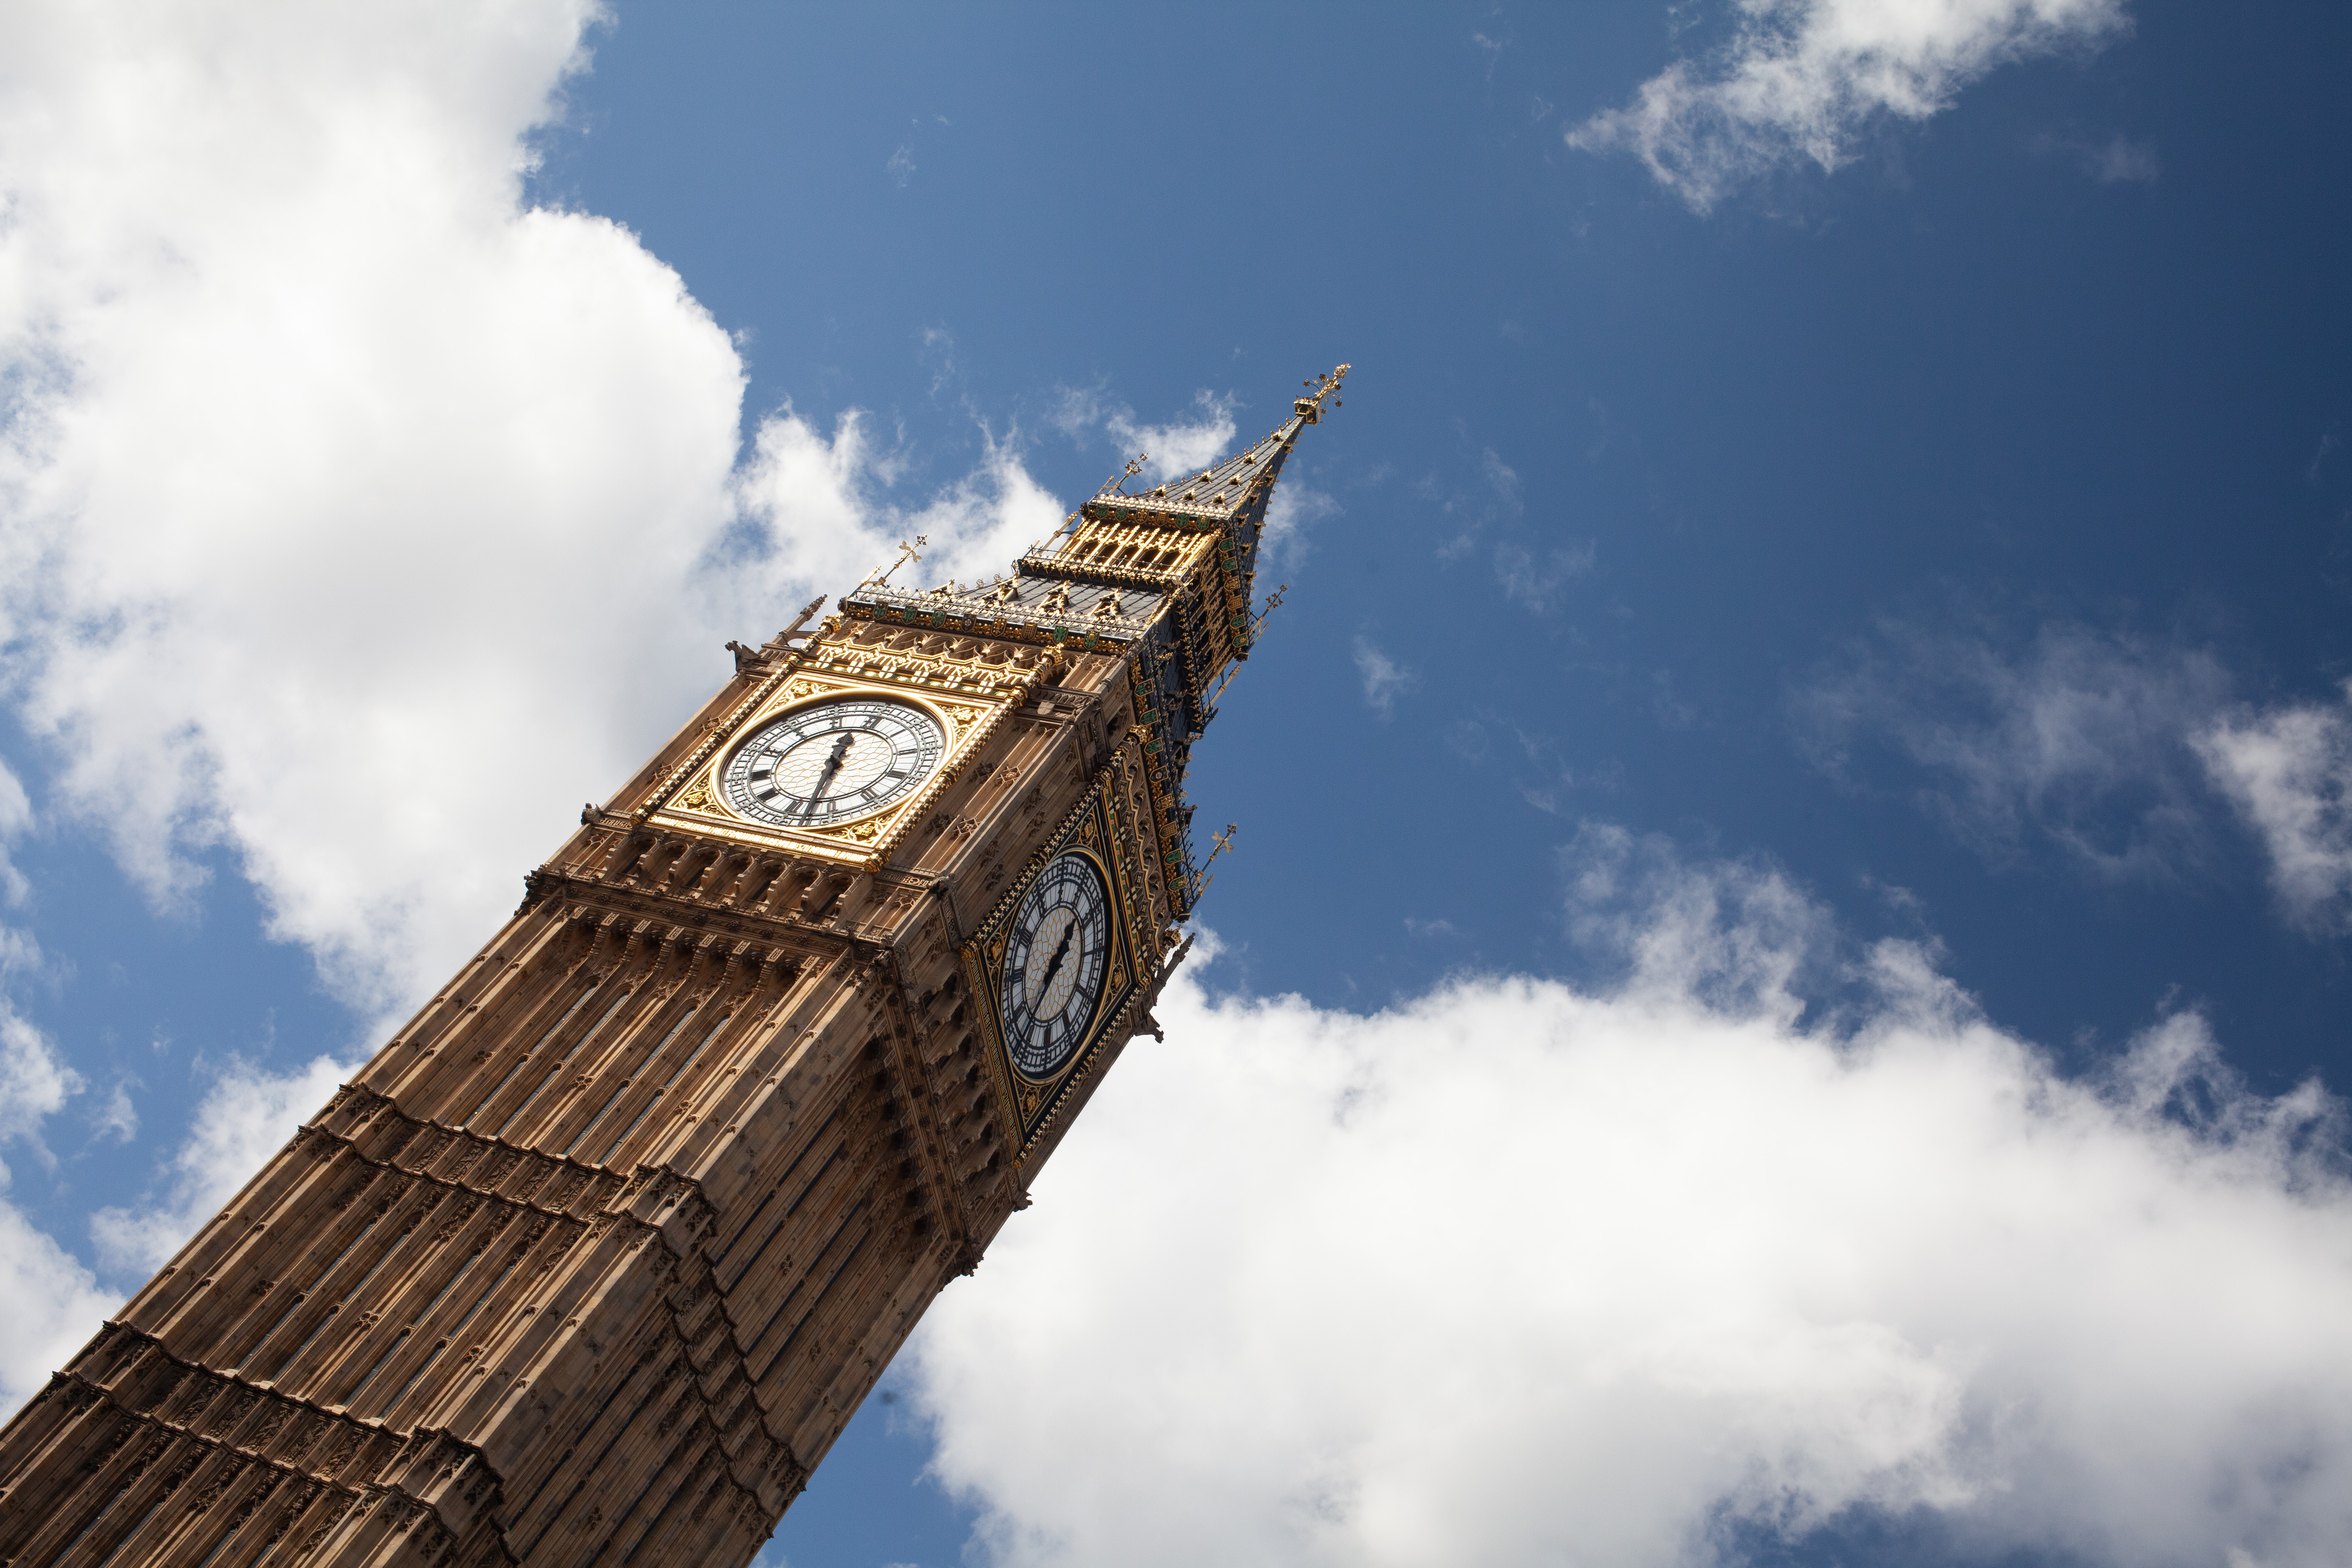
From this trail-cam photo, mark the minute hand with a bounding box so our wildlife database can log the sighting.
[1035,923,1078,997]
[800,733,856,817]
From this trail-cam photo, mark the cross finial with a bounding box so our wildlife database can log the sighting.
[864,534,929,589]
[1192,822,1240,900]
[1101,452,1150,497]
[1292,364,1350,424]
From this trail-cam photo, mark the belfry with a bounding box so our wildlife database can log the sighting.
[0,366,1348,1568]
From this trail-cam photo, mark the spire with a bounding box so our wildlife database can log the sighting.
[1081,364,1348,535]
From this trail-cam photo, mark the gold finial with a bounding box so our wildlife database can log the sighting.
[1099,452,1150,497]
[1251,582,1290,641]
[1293,363,1350,424]
[863,534,928,590]
[1191,822,1240,900]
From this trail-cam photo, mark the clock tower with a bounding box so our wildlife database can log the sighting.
[0,367,1347,1568]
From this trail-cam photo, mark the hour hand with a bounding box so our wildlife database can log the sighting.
[802,733,855,815]
[1037,924,1077,992]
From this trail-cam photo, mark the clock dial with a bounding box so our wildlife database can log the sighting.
[720,698,945,828]
[1000,851,1113,1079]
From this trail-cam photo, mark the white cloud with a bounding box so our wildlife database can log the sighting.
[0,946,80,1166]
[0,1,1062,1028]
[913,851,2352,1568]
[0,1197,117,1416]
[1353,636,1416,719]
[0,0,748,1019]
[0,0,1093,1374]
[1571,0,2131,212]
[1259,476,1338,574]
[89,1049,350,1280]
[729,405,1061,605]
[90,1076,138,1144]
[0,954,109,1420]
[0,759,30,906]
[2197,681,2352,933]
[1793,620,2231,878]
[1054,387,1240,487]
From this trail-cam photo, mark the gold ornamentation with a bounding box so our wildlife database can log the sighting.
[786,677,833,700]
[675,779,717,813]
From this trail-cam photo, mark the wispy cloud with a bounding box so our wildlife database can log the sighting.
[1434,445,1526,563]
[1571,0,2132,213]
[1052,386,1241,486]
[0,949,109,1416]
[1494,539,1597,612]
[2081,130,2160,183]
[2038,129,2161,184]
[1793,619,2230,879]
[89,1051,348,1280]
[0,761,28,908]
[1354,636,1416,720]
[2197,681,2352,933]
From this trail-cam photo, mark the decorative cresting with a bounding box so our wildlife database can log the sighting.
[0,365,1346,1568]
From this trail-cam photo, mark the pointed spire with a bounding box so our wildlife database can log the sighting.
[1081,364,1348,534]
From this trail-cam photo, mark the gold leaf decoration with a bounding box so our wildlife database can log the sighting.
[676,779,717,812]
[786,678,831,700]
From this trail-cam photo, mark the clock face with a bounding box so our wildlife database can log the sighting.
[720,697,945,828]
[1000,851,1113,1078]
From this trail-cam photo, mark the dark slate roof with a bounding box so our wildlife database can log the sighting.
[1079,413,1302,536]
[1077,365,1346,536]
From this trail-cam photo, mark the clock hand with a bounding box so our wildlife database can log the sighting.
[801,733,856,818]
[1036,922,1078,996]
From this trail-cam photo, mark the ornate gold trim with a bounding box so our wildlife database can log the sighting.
[959,778,1145,1162]
[645,672,1019,872]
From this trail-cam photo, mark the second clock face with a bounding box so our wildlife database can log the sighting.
[1001,851,1113,1079]
[720,697,945,828]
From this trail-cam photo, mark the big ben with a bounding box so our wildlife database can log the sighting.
[0,366,1349,1568]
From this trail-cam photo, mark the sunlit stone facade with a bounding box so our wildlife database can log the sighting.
[0,369,1345,1568]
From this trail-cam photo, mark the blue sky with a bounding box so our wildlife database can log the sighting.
[3,4,2351,1566]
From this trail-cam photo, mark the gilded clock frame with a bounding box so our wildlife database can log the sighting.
[963,780,1145,1160]
[640,669,1014,871]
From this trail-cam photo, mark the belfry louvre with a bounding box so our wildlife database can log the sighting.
[0,367,1346,1568]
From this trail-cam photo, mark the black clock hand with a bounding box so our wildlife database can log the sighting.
[800,733,856,818]
[1036,922,1078,996]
